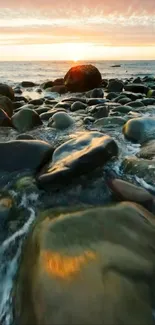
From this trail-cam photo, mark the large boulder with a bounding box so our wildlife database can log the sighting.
[0,140,53,172]
[64,65,102,92]
[14,202,155,325]
[0,95,13,117]
[37,132,118,188]
[12,108,42,132]
[0,83,14,100]
[123,117,155,143]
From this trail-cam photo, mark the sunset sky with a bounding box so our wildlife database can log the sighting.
[0,0,155,61]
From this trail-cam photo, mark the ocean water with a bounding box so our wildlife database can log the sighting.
[0,60,155,85]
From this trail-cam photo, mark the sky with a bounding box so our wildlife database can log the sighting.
[0,0,155,61]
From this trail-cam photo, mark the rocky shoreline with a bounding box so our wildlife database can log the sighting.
[0,64,155,324]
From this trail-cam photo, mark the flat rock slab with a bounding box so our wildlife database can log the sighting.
[37,132,118,188]
[0,140,54,172]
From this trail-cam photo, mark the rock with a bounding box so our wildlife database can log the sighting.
[62,97,87,104]
[95,117,126,127]
[147,89,155,98]
[83,116,95,124]
[107,80,124,93]
[13,101,27,110]
[41,81,53,89]
[86,88,104,98]
[137,140,155,159]
[35,107,50,115]
[37,132,118,188]
[14,87,22,94]
[117,97,131,105]
[48,112,74,129]
[107,178,154,209]
[0,95,13,117]
[0,140,53,172]
[123,92,143,101]
[133,77,141,83]
[112,105,132,114]
[40,108,67,121]
[16,134,35,140]
[46,85,67,94]
[12,109,42,132]
[14,96,28,103]
[87,98,106,106]
[125,101,145,109]
[0,108,12,127]
[123,117,155,143]
[54,102,71,109]
[29,99,44,106]
[124,83,149,94]
[88,105,109,119]
[71,101,87,112]
[106,92,118,100]
[15,176,38,194]
[21,81,36,88]
[0,83,14,100]
[122,156,155,184]
[45,99,58,105]
[14,202,155,325]
[64,65,102,92]
[53,78,64,85]
[141,98,155,105]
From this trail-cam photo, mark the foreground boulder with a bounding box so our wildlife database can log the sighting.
[0,140,53,172]
[0,83,14,100]
[64,65,102,92]
[12,108,42,132]
[123,117,155,143]
[37,132,118,188]
[14,202,155,325]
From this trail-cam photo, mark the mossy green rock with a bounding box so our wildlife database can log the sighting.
[12,108,42,132]
[14,203,155,325]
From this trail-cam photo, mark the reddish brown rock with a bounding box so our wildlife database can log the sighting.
[0,84,14,100]
[64,65,102,92]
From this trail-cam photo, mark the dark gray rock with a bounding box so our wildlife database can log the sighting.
[124,83,149,94]
[71,101,87,112]
[86,88,104,98]
[37,132,118,188]
[0,95,13,117]
[21,81,36,88]
[88,105,109,118]
[16,134,35,140]
[107,80,124,93]
[12,109,42,132]
[40,108,67,121]
[125,101,145,109]
[0,108,12,127]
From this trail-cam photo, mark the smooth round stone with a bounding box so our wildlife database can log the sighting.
[117,97,131,105]
[86,88,104,98]
[13,101,27,110]
[71,101,87,112]
[123,91,143,101]
[44,99,58,105]
[126,101,145,108]
[95,117,126,127]
[137,140,155,159]
[37,132,118,188]
[123,117,155,143]
[35,107,50,115]
[14,202,155,325]
[106,92,118,100]
[124,83,149,94]
[142,98,155,105]
[16,134,35,140]
[29,99,44,106]
[19,104,35,110]
[0,83,14,100]
[0,140,54,172]
[48,112,74,129]
[41,80,53,89]
[40,108,66,121]
[89,105,109,118]
[20,81,36,87]
[107,80,124,92]
[62,97,87,104]
[107,178,154,208]
[46,85,67,94]
[83,116,95,124]
[112,105,132,114]
[54,102,71,109]
[112,94,127,102]
[12,109,42,132]
[87,98,106,106]
[0,108,12,127]
[0,96,13,117]
[14,95,28,103]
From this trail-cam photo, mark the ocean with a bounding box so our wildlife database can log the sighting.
[0,60,155,85]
